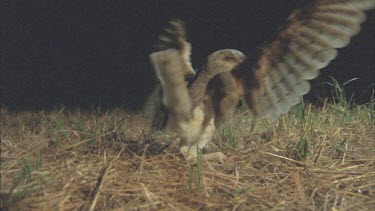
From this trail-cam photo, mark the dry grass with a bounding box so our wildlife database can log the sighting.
[1,100,374,210]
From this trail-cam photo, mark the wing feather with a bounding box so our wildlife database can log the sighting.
[235,0,374,119]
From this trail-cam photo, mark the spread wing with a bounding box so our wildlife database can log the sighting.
[148,20,195,130]
[234,0,375,119]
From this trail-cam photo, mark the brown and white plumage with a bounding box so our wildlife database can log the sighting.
[236,0,374,119]
[148,0,374,161]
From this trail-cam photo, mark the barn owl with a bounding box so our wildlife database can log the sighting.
[148,0,375,162]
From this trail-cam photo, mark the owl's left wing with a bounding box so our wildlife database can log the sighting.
[148,20,195,130]
[233,0,374,119]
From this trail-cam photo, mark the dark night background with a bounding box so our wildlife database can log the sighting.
[2,0,374,111]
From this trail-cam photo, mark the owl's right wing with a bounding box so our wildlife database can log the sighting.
[233,0,374,119]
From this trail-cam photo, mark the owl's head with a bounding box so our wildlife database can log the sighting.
[203,49,246,76]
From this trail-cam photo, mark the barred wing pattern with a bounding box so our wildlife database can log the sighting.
[236,0,374,119]
[148,0,373,161]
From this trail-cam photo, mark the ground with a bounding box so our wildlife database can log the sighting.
[1,99,374,210]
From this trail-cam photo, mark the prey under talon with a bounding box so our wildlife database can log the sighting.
[183,151,228,164]
[203,152,227,163]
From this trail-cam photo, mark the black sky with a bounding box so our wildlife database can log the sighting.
[2,0,374,110]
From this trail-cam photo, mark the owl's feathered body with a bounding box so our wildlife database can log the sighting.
[148,0,374,161]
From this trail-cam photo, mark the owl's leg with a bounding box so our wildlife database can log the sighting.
[180,118,227,163]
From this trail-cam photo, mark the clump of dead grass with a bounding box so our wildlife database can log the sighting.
[1,98,374,210]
